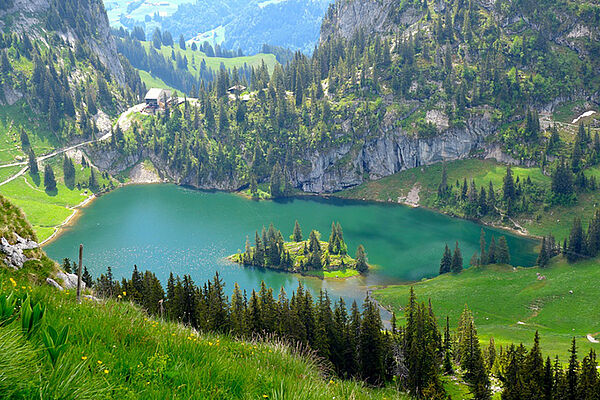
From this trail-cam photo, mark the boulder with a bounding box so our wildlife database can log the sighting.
[55,271,85,290]
[0,233,39,269]
[46,277,64,291]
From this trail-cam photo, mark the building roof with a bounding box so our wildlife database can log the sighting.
[227,85,247,92]
[145,88,171,101]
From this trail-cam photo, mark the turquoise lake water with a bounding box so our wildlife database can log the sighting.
[44,184,538,305]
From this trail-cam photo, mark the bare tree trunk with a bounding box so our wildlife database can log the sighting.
[76,244,83,303]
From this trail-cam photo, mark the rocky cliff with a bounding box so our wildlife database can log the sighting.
[292,114,495,193]
[0,0,125,84]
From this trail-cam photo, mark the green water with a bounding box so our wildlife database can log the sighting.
[44,184,538,305]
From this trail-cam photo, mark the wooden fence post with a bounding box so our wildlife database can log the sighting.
[77,244,83,303]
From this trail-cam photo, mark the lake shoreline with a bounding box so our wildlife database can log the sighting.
[42,181,539,252]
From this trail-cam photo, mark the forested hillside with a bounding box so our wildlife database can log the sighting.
[98,0,599,197]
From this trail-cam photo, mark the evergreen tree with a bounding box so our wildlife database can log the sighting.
[82,266,93,288]
[537,237,549,267]
[487,236,497,264]
[28,149,38,175]
[503,166,516,202]
[451,241,463,273]
[355,245,368,273]
[566,338,579,400]
[293,220,303,242]
[439,244,452,274]
[479,229,487,265]
[566,218,585,263]
[62,155,75,186]
[496,236,511,265]
[43,164,56,191]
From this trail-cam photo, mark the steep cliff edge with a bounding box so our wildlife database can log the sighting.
[0,0,124,84]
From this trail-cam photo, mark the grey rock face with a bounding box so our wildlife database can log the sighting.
[0,234,38,269]
[55,271,85,290]
[0,0,124,84]
[320,0,396,41]
[46,277,64,291]
[293,116,496,193]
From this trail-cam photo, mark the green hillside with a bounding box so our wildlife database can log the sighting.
[339,158,600,241]
[0,270,404,399]
[374,258,600,360]
[142,41,278,76]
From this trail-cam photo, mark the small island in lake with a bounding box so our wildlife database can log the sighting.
[228,221,369,279]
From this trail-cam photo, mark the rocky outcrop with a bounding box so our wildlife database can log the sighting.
[0,233,39,269]
[293,115,495,193]
[56,271,85,290]
[320,0,396,41]
[0,0,125,84]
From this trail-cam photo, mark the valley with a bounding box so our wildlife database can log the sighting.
[1,0,600,398]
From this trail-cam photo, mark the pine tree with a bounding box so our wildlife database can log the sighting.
[439,244,452,274]
[451,241,463,273]
[28,149,38,175]
[358,297,385,385]
[523,331,545,398]
[487,236,497,264]
[293,220,303,242]
[82,266,93,288]
[566,218,585,263]
[355,245,368,273]
[503,166,516,202]
[43,164,56,191]
[566,337,579,400]
[479,229,487,265]
[537,237,549,268]
[63,155,75,186]
[496,236,511,265]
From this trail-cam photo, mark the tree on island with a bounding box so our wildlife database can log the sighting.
[355,245,368,273]
[439,244,452,274]
[293,220,303,242]
[328,222,347,255]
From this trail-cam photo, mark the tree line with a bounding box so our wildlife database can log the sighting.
[237,221,367,273]
[73,263,600,399]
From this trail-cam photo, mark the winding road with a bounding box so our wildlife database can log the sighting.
[0,125,113,187]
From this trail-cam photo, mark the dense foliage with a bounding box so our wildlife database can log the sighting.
[231,221,364,273]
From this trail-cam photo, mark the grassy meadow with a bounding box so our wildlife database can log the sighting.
[0,263,408,400]
[141,41,278,81]
[373,257,600,361]
[338,158,600,240]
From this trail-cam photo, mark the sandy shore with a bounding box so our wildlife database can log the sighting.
[40,194,97,246]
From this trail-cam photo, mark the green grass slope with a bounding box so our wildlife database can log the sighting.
[373,258,600,360]
[142,41,278,78]
[0,268,405,399]
[338,158,600,240]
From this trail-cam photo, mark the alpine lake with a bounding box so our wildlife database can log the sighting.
[44,184,538,309]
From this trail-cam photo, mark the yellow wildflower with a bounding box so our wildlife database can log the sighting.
[123,291,126,296]
[97,360,103,364]
[81,356,88,360]
[104,369,109,374]
[117,295,122,299]
[9,278,16,287]
[21,286,26,289]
